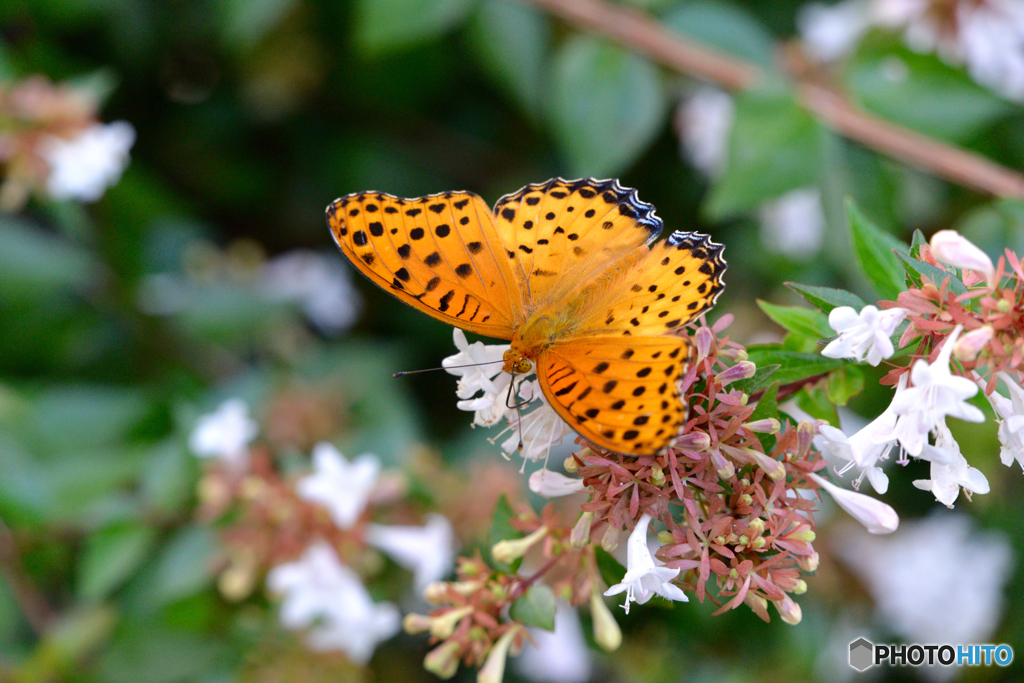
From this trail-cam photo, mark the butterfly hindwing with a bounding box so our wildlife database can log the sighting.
[578,231,726,337]
[328,190,522,338]
[491,178,663,307]
[537,335,689,455]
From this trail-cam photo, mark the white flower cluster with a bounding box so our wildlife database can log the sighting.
[188,401,455,663]
[799,0,1024,101]
[41,121,135,202]
[444,329,573,466]
[821,320,994,506]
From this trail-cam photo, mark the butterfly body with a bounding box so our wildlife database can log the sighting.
[327,178,726,456]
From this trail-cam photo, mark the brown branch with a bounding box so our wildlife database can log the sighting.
[527,0,1024,199]
[0,518,53,634]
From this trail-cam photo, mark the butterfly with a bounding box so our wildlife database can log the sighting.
[326,178,726,456]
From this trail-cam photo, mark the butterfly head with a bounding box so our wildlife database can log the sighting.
[502,348,534,375]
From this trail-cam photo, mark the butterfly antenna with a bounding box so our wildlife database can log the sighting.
[393,360,503,378]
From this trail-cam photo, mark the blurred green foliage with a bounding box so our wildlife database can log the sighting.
[1,0,1023,680]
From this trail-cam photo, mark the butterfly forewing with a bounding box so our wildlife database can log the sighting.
[537,335,689,455]
[491,178,663,307]
[578,231,726,338]
[328,190,521,338]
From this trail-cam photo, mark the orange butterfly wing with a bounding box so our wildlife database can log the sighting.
[490,178,663,307]
[537,335,688,455]
[327,190,522,338]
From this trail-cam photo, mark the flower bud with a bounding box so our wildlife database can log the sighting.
[751,450,786,481]
[747,518,765,535]
[744,418,780,434]
[570,511,594,548]
[718,346,748,362]
[403,613,433,634]
[798,551,820,572]
[694,326,715,360]
[424,640,461,679]
[717,361,756,385]
[529,468,585,498]
[478,626,520,683]
[709,449,735,479]
[650,463,665,485]
[797,421,816,458]
[930,230,995,285]
[674,430,711,451]
[424,582,450,604]
[430,606,474,639]
[601,526,620,553]
[564,455,579,473]
[657,530,673,544]
[953,325,994,362]
[793,579,808,595]
[492,526,548,564]
[750,536,766,550]
[775,595,803,625]
[590,590,623,651]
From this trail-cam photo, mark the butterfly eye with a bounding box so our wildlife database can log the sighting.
[514,359,533,374]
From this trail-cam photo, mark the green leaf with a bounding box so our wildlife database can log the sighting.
[846,38,1014,143]
[895,252,967,296]
[705,87,822,219]
[846,198,907,300]
[749,380,779,451]
[510,583,557,631]
[795,386,838,425]
[784,282,867,314]
[467,0,549,118]
[354,0,474,56]
[660,2,774,67]
[910,229,927,258]
[485,494,523,573]
[732,364,779,395]
[79,524,157,601]
[549,36,667,177]
[219,0,299,51]
[0,217,98,299]
[748,381,778,424]
[744,346,846,386]
[757,300,832,339]
[826,365,865,406]
[594,547,625,588]
[125,527,218,611]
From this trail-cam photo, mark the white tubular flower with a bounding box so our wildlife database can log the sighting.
[958,0,1024,102]
[985,371,1024,471]
[889,326,985,456]
[603,514,688,614]
[809,472,899,534]
[365,514,456,591]
[500,381,572,463]
[929,229,996,285]
[188,398,259,469]
[261,250,362,335]
[676,87,734,177]
[40,121,135,202]
[913,421,990,506]
[818,409,896,494]
[296,442,380,529]
[798,0,872,62]
[458,372,515,428]
[267,542,400,663]
[821,305,907,366]
[515,603,594,683]
[528,468,586,498]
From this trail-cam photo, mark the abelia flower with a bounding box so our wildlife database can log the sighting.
[604,514,688,613]
[821,305,906,366]
[296,442,380,529]
[365,514,456,590]
[913,421,990,506]
[189,398,259,469]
